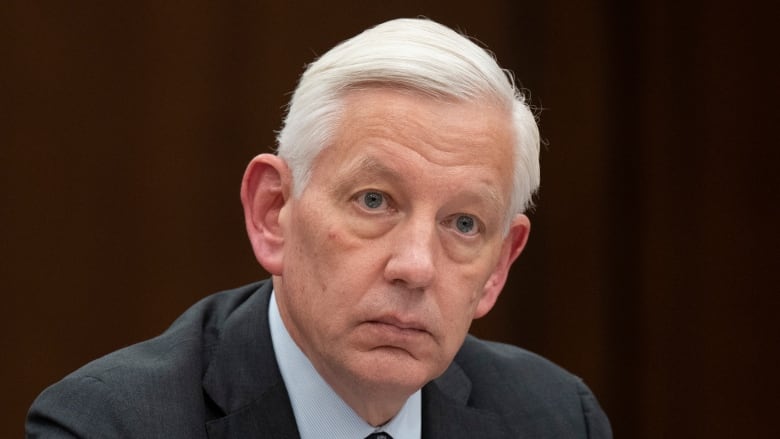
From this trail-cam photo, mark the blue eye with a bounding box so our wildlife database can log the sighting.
[361,191,385,209]
[455,215,477,234]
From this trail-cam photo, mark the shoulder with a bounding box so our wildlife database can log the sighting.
[454,335,612,438]
[456,334,575,387]
[26,280,270,438]
[66,280,265,390]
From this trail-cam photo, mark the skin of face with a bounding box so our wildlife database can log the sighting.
[241,87,530,425]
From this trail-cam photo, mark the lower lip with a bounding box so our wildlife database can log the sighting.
[364,321,429,341]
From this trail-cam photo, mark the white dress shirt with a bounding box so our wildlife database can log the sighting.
[269,291,421,439]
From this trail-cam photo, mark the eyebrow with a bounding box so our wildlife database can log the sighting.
[329,155,404,196]
[353,155,400,178]
[329,155,507,216]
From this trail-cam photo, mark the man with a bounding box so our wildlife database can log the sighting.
[27,18,611,438]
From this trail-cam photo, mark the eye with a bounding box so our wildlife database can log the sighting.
[356,190,387,210]
[450,214,479,236]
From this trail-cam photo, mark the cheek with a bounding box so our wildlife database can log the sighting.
[445,291,482,325]
[451,262,497,301]
[291,202,342,258]
[281,210,335,298]
[434,260,499,330]
[287,205,373,290]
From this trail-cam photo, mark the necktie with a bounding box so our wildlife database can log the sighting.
[365,433,393,439]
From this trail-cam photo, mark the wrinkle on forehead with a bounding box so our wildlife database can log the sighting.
[337,89,514,170]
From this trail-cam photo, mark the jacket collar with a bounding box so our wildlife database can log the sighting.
[422,361,510,439]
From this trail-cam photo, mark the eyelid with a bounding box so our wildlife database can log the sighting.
[352,189,394,213]
[444,213,484,237]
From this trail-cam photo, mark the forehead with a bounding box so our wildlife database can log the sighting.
[315,88,516,191]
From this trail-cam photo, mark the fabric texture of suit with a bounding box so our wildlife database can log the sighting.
[27,280,612,438]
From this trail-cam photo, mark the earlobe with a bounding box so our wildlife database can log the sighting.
[240,154,292,275]
[474,214,531,318]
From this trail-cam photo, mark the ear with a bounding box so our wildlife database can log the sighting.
[473,214,531,318]
[240,154,292,275]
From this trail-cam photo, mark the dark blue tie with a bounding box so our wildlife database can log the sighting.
[365,433,393,439]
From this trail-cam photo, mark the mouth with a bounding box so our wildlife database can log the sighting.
[365,316,430,335]
[356,316,433,357]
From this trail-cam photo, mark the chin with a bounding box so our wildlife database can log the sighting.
[349,348,438,392]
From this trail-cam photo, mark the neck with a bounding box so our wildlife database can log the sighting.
[325,379,409,427]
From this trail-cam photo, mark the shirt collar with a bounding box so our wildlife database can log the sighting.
[269,291,421,439]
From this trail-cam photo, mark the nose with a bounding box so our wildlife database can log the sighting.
[383,217,437,290]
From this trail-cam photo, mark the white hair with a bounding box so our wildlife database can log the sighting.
[276,18,540,223]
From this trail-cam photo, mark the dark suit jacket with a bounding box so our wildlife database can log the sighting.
[27,280,612,438]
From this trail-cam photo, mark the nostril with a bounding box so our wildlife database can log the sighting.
[384,253,436,290]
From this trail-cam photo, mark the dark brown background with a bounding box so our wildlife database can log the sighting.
[2,1,777,437]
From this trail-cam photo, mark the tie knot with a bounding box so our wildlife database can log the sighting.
[365,433,393,439]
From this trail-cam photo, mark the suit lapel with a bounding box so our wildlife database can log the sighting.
[205,381,300,438]
[201,281,301,439]
[422,361,510,439]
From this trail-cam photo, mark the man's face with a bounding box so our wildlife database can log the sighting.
[274,88,524,399]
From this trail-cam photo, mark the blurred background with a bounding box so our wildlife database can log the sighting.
[2,1,777,437]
